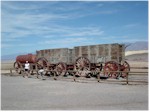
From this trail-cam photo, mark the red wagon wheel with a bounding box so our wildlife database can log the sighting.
[14,61,22,74]
[74,57,91,77]
[36,57,48,69]
[103,61,119,78]
[55,62,67,76]
[120,61,130,78]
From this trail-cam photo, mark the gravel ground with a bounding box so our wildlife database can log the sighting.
[1,74,148,110]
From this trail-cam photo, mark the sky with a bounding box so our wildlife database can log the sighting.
[1,1,148,56]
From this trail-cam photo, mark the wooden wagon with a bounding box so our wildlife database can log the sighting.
[73,43,130,78]
[14,43,130,78]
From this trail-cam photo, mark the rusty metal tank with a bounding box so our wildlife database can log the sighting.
[16,54,36,63]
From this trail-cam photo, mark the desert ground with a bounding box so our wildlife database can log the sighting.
[1,52,148,110]
[1,74,148,110]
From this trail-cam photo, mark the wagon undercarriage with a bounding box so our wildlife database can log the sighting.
[14,60,130,79]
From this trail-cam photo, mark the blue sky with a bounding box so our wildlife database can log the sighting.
[1,1,148,56]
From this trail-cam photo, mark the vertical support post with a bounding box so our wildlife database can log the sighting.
[54,71,57,80]
[117,45,120,78]
[21,68,23,75]
[10,69,12,74]
[97,71,100,83]
[73,71,76,82]
[36,65,38,78]
[126,72,129,85]
[35,64,37,74]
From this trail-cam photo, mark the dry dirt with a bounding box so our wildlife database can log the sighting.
[1,74,148,110]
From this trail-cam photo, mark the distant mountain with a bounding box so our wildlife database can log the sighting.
[1,54,16,61]
[125,53,148,62]
[125,41,148,51]
[1,52,35,62]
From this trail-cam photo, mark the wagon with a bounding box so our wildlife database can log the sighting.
[73,44,130,78]
[14,43,130,78]
[14,54,37,74]
[36,48,74,76]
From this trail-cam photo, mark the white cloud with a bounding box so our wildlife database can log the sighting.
[1,43,33,48]
[2,4,104,39]
[2,2,40,10]
[38,37,96,49]
[2,1,118,42]
[65,29,104,37]
[39,37,88,44]
[124,23,140,28]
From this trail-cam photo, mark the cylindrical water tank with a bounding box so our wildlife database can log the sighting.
[16,54,36,63]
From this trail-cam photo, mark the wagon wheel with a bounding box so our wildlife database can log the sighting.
[36,57,48,69]
[74,57,91,77]
[103,61,119,78]
[14,61,22,74]
[55,62,67,76]
[120,61,130,78]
